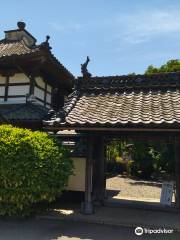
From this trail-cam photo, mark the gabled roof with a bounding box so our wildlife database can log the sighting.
[44,72,180,129]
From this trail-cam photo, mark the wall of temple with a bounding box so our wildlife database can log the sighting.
[0,73,52,107]
[34,76,52,107]
[66,157,86,192]
[0,75,5,102]
[0,73,29,103]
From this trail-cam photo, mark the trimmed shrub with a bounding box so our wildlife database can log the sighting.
[0,125,73,216]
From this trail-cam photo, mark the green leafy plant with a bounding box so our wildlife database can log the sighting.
[106,139,175,180]
[0,125,73,216]
[145,59,180,74]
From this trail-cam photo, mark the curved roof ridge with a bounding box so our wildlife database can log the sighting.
[90,71,180,79]
[76,72,180,91]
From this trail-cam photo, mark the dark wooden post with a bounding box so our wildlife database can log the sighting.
[92,135,105,204]
[4,75,9,102]
[81,134,94,214]
[104,141,108,199]
[175,136,180,208]
[29,75,35,95]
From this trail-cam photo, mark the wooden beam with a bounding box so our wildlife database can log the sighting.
[44,126,180,132]
[92,135,105,204]
[43,127,180,141]
[0,82,29,87]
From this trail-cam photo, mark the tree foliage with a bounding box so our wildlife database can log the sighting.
[145,59,180,74]
[106,140,175,180]
[0,125,73,216]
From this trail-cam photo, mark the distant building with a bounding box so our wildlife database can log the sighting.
[0,21,74,129]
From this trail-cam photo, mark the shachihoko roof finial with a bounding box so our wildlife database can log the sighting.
[17,21,26,30]
[81,56,92,79]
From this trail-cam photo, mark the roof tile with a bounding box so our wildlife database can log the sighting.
[0,103,48,121]
[45,73,180,128]
[0,40,39,58]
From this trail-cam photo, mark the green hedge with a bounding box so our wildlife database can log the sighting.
[0,125,73,216]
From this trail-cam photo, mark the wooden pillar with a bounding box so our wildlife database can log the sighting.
[44,80,47,107]
[92,135,105,204]
[175,136,180,208]
[29,75,35,95]
[104,142,108,199]
[4,75,9,101]
[81,134,94,214]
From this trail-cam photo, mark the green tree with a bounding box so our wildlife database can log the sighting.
[0,125,73,216]
[145,59,180,74]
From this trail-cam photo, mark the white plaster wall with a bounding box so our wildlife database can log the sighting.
[0,86,5,96]
[0,75,6,84]
[47,84,52,93]
[10,73,30,83]
[66,157,86,192]
[34,86,44,100]
[36,99,44,106]
[6,97,26,103]
[46,93,51,104]
[8,85,29,96]
[35,77,45,89]
[46,103,51,109]
[5,31,35,47]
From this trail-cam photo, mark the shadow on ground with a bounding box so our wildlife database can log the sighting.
[0,218,179,240]
[129,181,162,188]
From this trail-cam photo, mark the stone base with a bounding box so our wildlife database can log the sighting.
[81,201,94,215]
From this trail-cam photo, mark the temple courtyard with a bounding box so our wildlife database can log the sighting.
[106,175,175,203]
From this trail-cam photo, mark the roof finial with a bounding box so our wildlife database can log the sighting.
[17,21,26,30]
[81,56,92,79]
[39,35,52,50]
[46,35,50,43]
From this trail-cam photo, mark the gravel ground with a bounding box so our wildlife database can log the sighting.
[106,175,175,202]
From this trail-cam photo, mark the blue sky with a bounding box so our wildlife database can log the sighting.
[1,0,180,77]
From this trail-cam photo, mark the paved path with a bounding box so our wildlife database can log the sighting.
[106,175,175,202]
[0,219,179,240]
[40,203,180,231]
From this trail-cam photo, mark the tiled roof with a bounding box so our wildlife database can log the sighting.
[0,112,7,122]
[45,72,180,128]
[0,103,48,122]
[0,39,74,80]
[0,39,39,58]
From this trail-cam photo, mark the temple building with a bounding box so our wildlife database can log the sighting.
[1,22,180,215]
[0,22,74,129]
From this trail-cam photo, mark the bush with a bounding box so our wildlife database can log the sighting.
[0,125,73,216]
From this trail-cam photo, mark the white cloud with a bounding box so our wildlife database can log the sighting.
[49,22,82,33]
[116,9,180,44]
